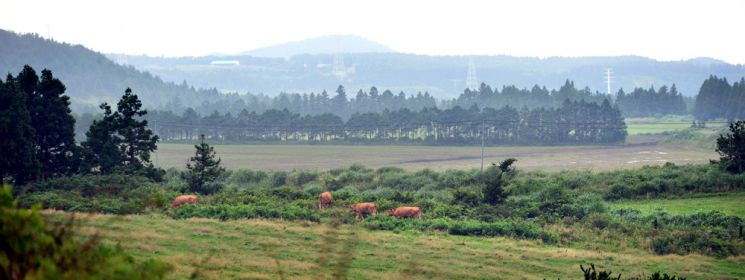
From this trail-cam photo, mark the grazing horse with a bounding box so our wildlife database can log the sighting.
[388,206,422,219]
[319,191,333,209]
[172,195,198,208]
[350,202,377,220]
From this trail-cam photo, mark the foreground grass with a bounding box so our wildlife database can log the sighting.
[54,212,745,280]
[611,192,745,219]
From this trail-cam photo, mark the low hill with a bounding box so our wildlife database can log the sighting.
[242,34,394,58]
[0,29,219,112]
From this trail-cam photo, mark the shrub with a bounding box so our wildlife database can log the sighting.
[271,171,288,187]
[451,188,481,207]
[290,170,319,186]
[0,186,172,279]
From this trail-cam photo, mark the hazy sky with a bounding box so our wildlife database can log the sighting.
[3,0,744,64]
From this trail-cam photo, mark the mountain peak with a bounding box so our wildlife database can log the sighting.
[242,35,394,58]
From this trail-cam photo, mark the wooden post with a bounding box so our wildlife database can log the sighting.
[480,120,485,172]
[739,225,743,239]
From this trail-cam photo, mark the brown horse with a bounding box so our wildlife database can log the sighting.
[319,191,333,209]
[172,195,198,208]
[388,206,422,219]
[350,202,377,220]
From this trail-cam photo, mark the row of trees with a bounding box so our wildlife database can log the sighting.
[694,76,745,121]
[0,66,159,184]
[167,80,693,121]
[615,85,687,117]
[150,99,627,145]
[444,80,610,110]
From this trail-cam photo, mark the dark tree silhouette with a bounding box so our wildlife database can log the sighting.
[0,74,37,184]
[716,121,745,174]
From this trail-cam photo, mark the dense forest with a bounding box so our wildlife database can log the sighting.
[694,76,745,120]
[148,99,627,145]
[615,85,688,117]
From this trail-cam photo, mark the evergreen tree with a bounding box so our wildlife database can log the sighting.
[23,67,78,177]
[0,74,37,184]
[716,121,745,174]
[480,159,515,205]
[81,103,121,174]
[115,88,158,169]
[184,134,225,194]
[81,88,161,179]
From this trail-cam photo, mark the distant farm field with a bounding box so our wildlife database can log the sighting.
[625,118,725,135]
[611,192,745,219]
[62,212,744,280]
[626,122,692,135]
[155,138,716,171]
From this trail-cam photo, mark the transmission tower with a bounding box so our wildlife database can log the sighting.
[466,57,478,90]
[605,68,613,95]
[332,53,347,80]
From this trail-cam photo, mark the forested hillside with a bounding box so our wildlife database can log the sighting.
[0,29,220,112]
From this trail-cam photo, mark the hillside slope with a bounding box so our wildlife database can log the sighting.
[0,29,218,111]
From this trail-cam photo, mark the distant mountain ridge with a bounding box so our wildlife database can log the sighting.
[108,51,745,99]
[242,35,394,58]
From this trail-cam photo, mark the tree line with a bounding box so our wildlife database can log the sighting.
[694,76,745,121]
[613,85,687,117]
[148,98,627,145]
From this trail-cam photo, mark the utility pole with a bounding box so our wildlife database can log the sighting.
[480,120,485,172]
[154,120,159,167]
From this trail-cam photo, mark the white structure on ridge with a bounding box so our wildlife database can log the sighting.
[466,56,478,90]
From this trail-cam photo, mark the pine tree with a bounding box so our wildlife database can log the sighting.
[81,103,121,174]
[25,68,79,177]
[716,121,745,174]
[115,88,158,169]
[81,88,161,179]
[0,74,38,184]
[184,134,225,194]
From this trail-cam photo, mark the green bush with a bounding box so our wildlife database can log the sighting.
[271,171,288,187]
[0,186,172,279]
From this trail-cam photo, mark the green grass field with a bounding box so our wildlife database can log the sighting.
[611,192,745,218]
[625,123,692,135]
[62,212,744,280]
[155,140,716,172]
[625,117,725,135]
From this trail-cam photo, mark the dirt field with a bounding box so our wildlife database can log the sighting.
[155,136,717,171]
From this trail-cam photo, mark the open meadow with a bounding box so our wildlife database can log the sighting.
[59,212,745,280]
[155,137,716,172]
